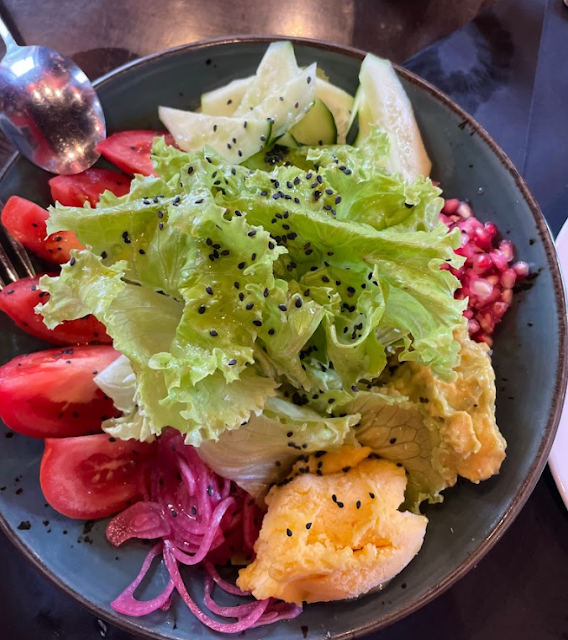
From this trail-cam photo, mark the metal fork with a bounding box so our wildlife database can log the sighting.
[0,199,36,288]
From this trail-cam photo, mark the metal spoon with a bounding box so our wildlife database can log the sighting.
[0,16,105,174]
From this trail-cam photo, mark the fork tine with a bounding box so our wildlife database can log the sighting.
[3,231,35,278]
[0,197,37,289]
[0,241,19,284]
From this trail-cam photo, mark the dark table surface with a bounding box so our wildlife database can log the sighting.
[1,0,568,638]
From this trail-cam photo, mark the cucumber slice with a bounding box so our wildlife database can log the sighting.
[201,77,253,117]
[245,63,317,140]
[357,54,431,180]
[158,106,271,164]
[287,98,337,146]
[315,79,354,144]
[277,132,300,149]
[234,41,300,116]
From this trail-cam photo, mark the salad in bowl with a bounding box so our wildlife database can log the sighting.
[0,41,530,632]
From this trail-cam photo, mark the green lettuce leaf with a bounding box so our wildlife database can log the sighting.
[348,389,451,511]
[39,132,465,446]
[197,395,359,500]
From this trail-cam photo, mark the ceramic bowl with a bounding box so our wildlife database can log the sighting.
[0,36,565,640]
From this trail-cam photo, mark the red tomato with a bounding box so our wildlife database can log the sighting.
[0,345,121,439]
[1,195,84,264]
[49,168,131,207]
[96,130,175,176]
[40,434,155,519]
[0,275,111,346]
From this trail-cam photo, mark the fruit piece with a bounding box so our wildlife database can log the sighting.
[40,433,155,519]
[49,168,131,207]
[237,450,427,604]
[159,108,272,164]
[201,76,254,117]
[314,79,354,144]
[96,130,176,176]
[1,195,84,264]
[356,54,431,180]
[0,345,121,438]
[286,98,337,146]
[0,275,111,345]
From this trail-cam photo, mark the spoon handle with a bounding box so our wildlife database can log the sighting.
[0,15,19,53]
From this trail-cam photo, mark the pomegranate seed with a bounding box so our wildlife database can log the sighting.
[493,301,509,318]
[471,253,492,274]
[499,240,514,262]
[442,199,460,215]
[487,275,500,285]
[468,319,481,333]
[479,312,495,334]
[456,202,473,219]
[478,334,494,347]
[500,268,517,289]
[470,278,493,300]
[490,250,508,270]
[502,289,513,305]
[484,221,498,240]
[464,309,473,319]
[513,261,529,278]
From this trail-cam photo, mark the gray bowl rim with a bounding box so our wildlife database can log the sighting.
[0,33,566,640]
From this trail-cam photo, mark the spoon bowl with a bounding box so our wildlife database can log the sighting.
[0,44,105,174]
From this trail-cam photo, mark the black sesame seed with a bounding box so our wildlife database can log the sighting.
[246,303,254,310]
[295,297,303,308]
[306,522,312,530]
[268,241,275,250]
[263,288,269,298]
[253,320,262,327]
[198,305,206,314]
[210,330,218,337]
[206,286,213,295]
[228,359,237,366]
[238,261,246,269]
[286,528,293,537]
[278,304,287,311]
[369,492,375,499]
[248,230,257,237]
[239,292,245,301]
[332,494,337,503]
[260,190,268,197]
[268,328,275,335]
[69,257,76,266]
[322,275,330,283]
[356,500,361,509]
[188,166,194,175]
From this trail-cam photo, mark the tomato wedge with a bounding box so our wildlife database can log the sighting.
[0,275,111,346]
[49,168,131,207]
[1,195,84,264]
[40,434,155,519]
[0,346,121,439]
[96,130,175,176]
